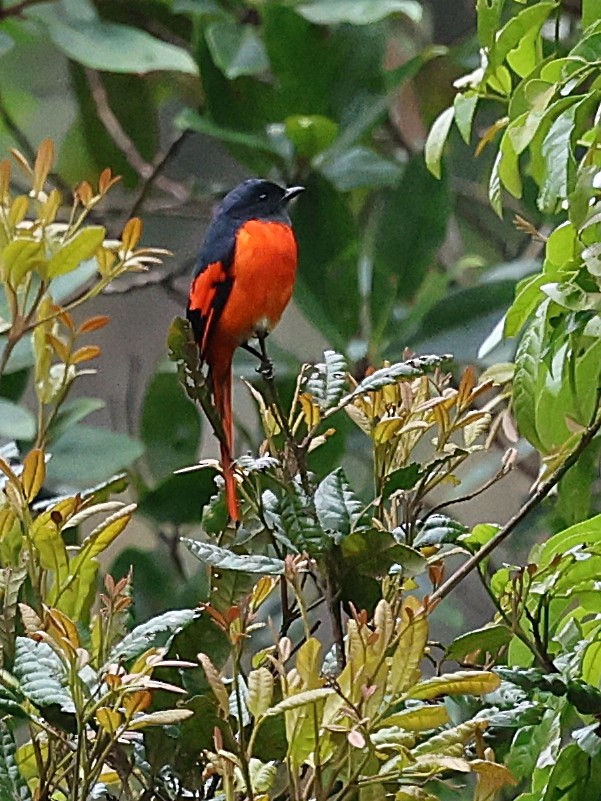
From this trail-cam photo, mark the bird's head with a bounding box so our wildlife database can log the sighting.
[219,178,304,222]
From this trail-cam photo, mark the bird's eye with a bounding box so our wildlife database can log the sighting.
[258,193,268,201]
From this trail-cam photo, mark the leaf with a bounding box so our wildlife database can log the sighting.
[285,114,339,158]
[183,539,285,574]
[583,0,601,30]
[314,468,362,542]
[0,720,32,801]
[0,560,28,665]
[176,109,279,158]
[46,227,106,278]
[296,0,422,25]
[380,705,450,731]
[389,599,428,693]
[13,637,74,712]
[26,2,198,75]
[140,367,202,483]
[205,20,269,79]
[45,424,144,487]
[320,146,402,191]
[454,92,478,144]
[0,399,36,440]
[20,449,45,503]
[512,305,547,452]
[349,355,451,398]
[265,687,335,715]
[306,350,347,410]
[247,668,274,719]
[197,652,230,715]
[129,708,194,730]
[446,624,512,661]
[406,670,500,700]
[139,470,217,525]
[413,515,468,548]
[108,608,196,663]
[424,106,454,179]
[381,463,422,499]
[490,2,557,68]
[1,239,45,286]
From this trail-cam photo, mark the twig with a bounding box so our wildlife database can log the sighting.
[429,402,601,606]
[0,0,47,20]
[84,68,189,202]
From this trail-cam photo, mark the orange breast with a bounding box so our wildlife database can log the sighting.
[216,219,298,344]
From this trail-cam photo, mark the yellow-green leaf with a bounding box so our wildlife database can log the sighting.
[379,704,450,731]
[266,687,334,715]
[389,598,428,694]
[406,670,500,701]
[247,668,274,719]
[96,707,122,734]
[1,239,45,286]
[47,226,106,278]
[295,637,322,688]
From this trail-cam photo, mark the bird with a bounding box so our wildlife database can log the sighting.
[187,178,304,523]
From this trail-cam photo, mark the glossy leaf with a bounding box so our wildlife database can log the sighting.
[406,670,500,700]
[446,624,511,661]
[314,468,362,542]
[0,720,31,801]
[424,106,454,179]
[306,350,347,410]
[205,20,269,79]
[46,227,106,278]
[13,637,74,712]
[108,608,196,663]
[295,0,422,25]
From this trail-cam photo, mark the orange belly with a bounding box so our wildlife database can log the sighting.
[216,219,298,344]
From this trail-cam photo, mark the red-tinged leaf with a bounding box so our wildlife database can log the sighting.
[71,345,101,364]
[21,449,46,503]
[78,315,110,334]
[121,217,143,252]
[33,138,54,195]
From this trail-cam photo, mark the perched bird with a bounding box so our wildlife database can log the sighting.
[187,178,303,522]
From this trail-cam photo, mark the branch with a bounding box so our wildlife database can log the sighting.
[429,403,601,606]
[0,0,47,20]
[84,68,189,203]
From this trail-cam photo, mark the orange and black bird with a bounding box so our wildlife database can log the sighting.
[187,178,304,522]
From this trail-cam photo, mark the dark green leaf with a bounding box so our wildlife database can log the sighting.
[140,367,201,483]
[108,609,196,663]
[13,638,74,712]
[48,397,105,442]
[45,424,144,488]
[307,350,348,410]
[279,487,325,554]
[314,468,363,542]
[183,538,285,574]
[0,720,32,801]
[381,463,422,499]
[176,109,279,158]
[413,515,468,548]
[446,624,511,661]
[513,304,547,451]
[138,469,216,525]
[342,529,427,577]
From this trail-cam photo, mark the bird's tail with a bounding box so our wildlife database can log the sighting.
[212,362,239,523]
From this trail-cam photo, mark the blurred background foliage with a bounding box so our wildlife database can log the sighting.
[0,0,595,625]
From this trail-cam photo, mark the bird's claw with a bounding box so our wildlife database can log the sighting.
[256,359,274,380]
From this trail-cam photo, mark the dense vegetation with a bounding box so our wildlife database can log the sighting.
[0,1,599,799]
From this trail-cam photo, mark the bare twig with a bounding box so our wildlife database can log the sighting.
[0,0,47,20]
[429,401,601,606]
[84,68,189,203]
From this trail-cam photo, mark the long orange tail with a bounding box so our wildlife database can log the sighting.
[211,360,239,523]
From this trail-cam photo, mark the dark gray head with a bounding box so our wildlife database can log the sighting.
[218,178,304,222]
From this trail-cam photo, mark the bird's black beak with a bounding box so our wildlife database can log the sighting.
[283,185,305,204]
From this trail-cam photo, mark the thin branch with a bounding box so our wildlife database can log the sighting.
[0,0,48,20]
[84,68,189,203]
[429,402,601,606]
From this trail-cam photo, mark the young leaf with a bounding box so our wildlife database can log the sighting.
[265,687,335,715]
[198,653,230,715]
[247,667,274,719]
[425,106,454,179]
[46,226,106,278]
[406,670,501,700]
[183,539,285,575]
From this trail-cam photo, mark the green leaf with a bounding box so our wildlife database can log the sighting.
[512,304,547,451]
[342,530,427,578]
[27,3,198,75]
[279,488,325,554]
[139,469,216,525]
[285,115,339,158]
[13,637,74,712]
[247,668,274,719]
[349,355,451,397]
[454,92,478,144]
[583,0,601,30]
[0,399,36,440]
[306,350,348,410]
[491,2,557,68]
[446,624,511,661]
[381,463,422,499]
[295,0,422,25]
[48,396,105,441]
[476,0,505,50]
[0,720,32,801]
[265,687,335,715]
[46,424,144,488]
[183,538,285,574]
[108,608,196,663]
[320,146,402,191]
[314,468,362,542]
[140,367,201,483]
[536,513,601,566]
[498,129,522,198]
[46,226,106,278]
[205,20,269,79]
[425,106,454,179]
